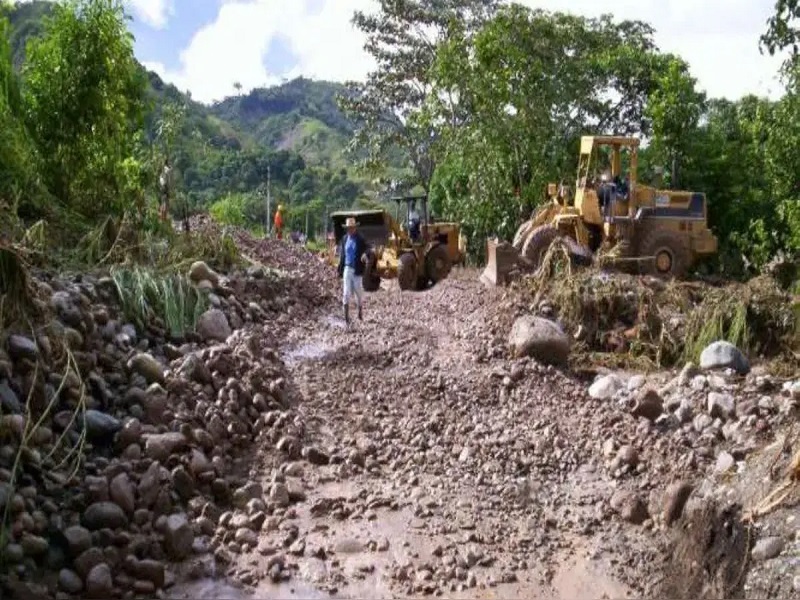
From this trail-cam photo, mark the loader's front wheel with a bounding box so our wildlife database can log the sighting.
[363,256,381,291]
[425,244,451,284]
[513,220,536,251]
[564,237,594,266]
[397,253,418,291]
[639,231,691,279]
[520,224,560,269]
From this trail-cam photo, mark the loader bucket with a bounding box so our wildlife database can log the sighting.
[480,238,520,286]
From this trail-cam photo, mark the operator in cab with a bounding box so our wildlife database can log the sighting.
[337,216,369,326]
[614,174,629,200]
[408,201,421,241]
[598,171,614,219]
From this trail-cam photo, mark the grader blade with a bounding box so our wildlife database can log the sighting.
[480,238,520,286]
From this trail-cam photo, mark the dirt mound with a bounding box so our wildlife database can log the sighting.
[187,215,337,308]
[656,500,751,599]
[517,255,799,370]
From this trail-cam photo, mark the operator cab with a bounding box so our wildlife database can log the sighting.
[391,195,428,243]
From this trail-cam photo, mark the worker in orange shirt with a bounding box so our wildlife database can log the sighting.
[273,204,284,240]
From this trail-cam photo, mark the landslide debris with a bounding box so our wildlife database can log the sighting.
[2,222,798,600]
[515,251,799,372]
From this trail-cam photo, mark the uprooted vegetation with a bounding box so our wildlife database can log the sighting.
[521,244,800,372]
[1,218,240,334]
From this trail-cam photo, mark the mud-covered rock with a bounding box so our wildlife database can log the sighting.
[189,261,220,287]
[507,315,570,365]
[85,563,113,599]
[751,536,784,561]
[197,309,232,342]
[82,502,128,530]
[128,352,166,384]
[164,513,194,560]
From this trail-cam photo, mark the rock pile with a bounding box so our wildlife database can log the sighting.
[581,341,799,535]
[0,260,319,599]
[188,215,337,309]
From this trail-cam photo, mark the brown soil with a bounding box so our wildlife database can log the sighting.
[656,499,750,599]
[168,265,757,599]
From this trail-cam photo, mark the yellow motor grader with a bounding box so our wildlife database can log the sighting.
[481,135,719,285]
[327,195,466,291]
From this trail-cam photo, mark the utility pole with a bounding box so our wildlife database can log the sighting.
[305,208,309,239]
[265,164,272,238]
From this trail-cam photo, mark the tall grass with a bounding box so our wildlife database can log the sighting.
[110,266,207,337]
[683,301,750,363]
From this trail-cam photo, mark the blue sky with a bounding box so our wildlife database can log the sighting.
[33,1,796,105]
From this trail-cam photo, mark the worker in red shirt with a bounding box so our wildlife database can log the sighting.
[273,204,284,240]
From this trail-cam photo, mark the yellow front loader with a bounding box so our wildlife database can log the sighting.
[481,135,718,286]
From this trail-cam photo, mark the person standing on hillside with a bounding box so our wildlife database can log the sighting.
[337,216,369,326]
[158,158,173,222]
[274,204,284,240]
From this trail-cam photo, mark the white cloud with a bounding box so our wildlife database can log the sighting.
[147,0,789,104]
[126,0,174,29]
[146,0,375,103]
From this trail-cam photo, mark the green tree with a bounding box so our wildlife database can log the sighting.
[766,86,800,254]
[0,6,42,220]
[643,56,706,188]
[427,4,668,249]
[761,0,798,74]
[22,0,146,224]
[339,0,499,189]
[155,100,187,164]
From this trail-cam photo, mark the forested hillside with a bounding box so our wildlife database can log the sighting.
[1,0,398,242]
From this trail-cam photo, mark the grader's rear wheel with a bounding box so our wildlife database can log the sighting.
[397,252,418,291]
[425,244,451,284]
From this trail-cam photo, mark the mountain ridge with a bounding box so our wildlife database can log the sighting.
[3,0,366,175]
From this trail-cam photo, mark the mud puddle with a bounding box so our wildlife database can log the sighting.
[283,342,334,366]
[170,474,632,600]
[167,577,326,599]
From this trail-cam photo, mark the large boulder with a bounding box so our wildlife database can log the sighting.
[196,309,232,342]
[699,341,750,375]
[507,315,570,366]
[188,261,220,287]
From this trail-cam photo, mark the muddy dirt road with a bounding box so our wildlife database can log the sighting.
[169,267,684,600]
